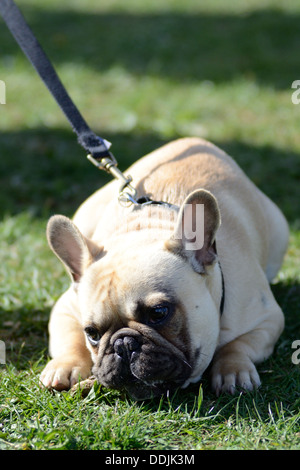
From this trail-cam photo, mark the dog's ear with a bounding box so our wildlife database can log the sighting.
[47,215,103,282]
[166,189,221,273]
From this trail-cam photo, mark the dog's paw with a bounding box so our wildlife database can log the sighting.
[210,353,261,396]
[40,357,91,391]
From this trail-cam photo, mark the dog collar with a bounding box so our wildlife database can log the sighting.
[135,196,177,209]
[219,261,225,316]
[124,194,178,210]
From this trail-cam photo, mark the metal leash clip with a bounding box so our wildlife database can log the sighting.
[87,153,138,207]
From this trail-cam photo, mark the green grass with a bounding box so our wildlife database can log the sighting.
[0,0,299,451]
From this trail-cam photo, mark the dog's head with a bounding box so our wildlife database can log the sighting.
[47,190,223,399]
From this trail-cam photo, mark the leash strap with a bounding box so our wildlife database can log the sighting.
[0,0,112,160]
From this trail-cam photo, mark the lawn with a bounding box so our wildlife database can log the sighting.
[0,0,299,451]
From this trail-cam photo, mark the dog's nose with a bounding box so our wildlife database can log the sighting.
[114,336,140,361]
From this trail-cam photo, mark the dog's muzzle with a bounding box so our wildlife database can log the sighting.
[92,329,191,400]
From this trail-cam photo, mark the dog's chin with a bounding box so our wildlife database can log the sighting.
[95,376,183,401]
[123,378,185,401]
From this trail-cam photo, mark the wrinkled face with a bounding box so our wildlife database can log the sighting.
[77,239,221,400]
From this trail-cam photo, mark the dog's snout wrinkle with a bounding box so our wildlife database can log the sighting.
[110,327,141,344]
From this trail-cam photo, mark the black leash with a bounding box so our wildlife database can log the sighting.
[0,0,113,161]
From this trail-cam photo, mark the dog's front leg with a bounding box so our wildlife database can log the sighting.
[40,288,92,390]
[210,337,262,396]
[210,308,284,396]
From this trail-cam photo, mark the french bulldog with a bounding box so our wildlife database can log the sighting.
[40,137,289,399]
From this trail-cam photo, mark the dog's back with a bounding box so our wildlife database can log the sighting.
[74,137,288,283]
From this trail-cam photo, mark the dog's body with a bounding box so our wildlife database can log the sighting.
[40,138,289,398]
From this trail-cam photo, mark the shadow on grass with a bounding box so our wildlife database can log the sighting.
[0,128,168,217]
[0,128,299,223]
[1,6,299,89]
[0,305,50,369]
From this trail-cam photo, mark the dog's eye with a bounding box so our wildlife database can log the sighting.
[85,326,101,346]
[148,304,171,326]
